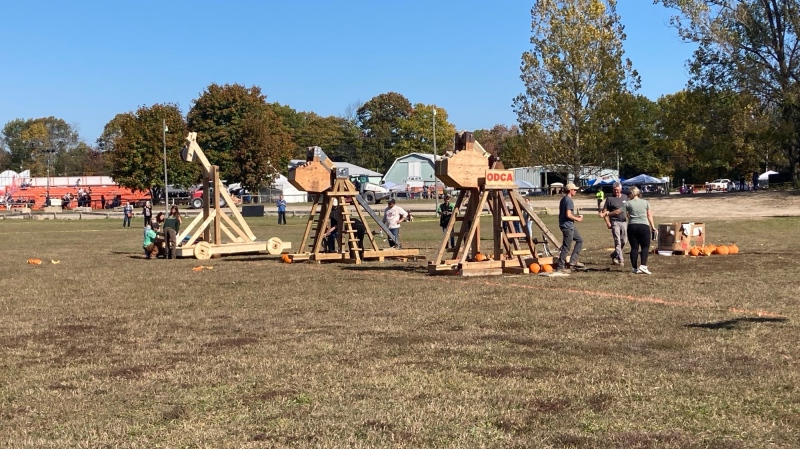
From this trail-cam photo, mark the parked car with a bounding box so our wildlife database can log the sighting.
[705,179,732,191]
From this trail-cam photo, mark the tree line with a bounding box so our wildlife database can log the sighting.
[2,0,798,197]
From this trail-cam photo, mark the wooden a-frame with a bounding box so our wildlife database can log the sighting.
[174,132,265,259]
[288,178,419,264]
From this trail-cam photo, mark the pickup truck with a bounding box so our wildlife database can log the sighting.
[705,179,731,191]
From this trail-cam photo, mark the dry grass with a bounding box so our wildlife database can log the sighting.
[1,208,798,448]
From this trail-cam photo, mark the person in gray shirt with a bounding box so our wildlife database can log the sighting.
[600,182,628,267]
[556,182,584,272]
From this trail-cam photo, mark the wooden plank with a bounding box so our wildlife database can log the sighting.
[503,267,529,275]
[176,211,205,243]
[310,252,346,261]
[207,241,266,256]
[501,215,521,221]
[213,168,222,245]
[219,211,248,242]
[185,211,216,248]
[459,190,490,265]
[362,248,420,258]
[506,232,526,238]
[460,267,503,277]
[511,249,531,256]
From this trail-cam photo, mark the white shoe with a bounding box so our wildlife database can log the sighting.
[637,265,652,275]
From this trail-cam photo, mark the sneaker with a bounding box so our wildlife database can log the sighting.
[637,265,652,275]
[617,260,624,267]
[556,266,571,273]
[631,268,639,274]
[569,262,585,269]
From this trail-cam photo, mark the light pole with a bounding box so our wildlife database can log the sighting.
[163,119,169,213]
[44,148,55,203]
[433,106,438,212]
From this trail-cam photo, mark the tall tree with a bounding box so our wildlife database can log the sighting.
[395,104,456,158]
[187,83,293,189]
[474,125,530,168]
[656,0,800,179]
[106,104,195,202]
[357,92,413,172]
[514,0,640,179]
[2,117,81,176]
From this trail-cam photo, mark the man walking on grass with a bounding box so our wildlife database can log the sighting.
[600,182,628,267]
[556,183,584,273]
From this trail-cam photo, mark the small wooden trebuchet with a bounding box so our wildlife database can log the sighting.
[428,131,560,276]
[286,146,419,264]
[174,132,267,260]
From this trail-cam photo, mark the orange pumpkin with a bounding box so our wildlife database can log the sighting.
[528,263,541,274]
[27,258,42,265]
[729,244,739,254]
[474,253,486,262]
[281,254,292,264]
[542,264,553,273]
[689,247,700,256]
[716,245,730,255]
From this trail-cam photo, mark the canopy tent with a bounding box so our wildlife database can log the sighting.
[588,176,621,187]
[759,170,778,181]
[515,179,535,189]
[621,174,665,185]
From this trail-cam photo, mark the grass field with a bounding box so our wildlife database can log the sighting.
[1,210,798,448]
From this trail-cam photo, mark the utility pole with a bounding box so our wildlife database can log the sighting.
[163,119,169,213]
[433,106,438,212]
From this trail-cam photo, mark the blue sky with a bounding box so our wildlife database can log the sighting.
[0,1,694,144]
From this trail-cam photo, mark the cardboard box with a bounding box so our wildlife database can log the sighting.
[657,222,705,253]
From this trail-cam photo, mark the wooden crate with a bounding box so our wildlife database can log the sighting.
[435,150,489,189]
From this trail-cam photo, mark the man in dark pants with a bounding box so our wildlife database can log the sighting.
[556,182,584,273]
[162,206,182,259]
[276,195,287,225]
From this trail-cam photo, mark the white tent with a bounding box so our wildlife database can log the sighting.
[272,174,307,203]
[759,170,778,181]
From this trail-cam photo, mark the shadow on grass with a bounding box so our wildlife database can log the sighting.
[685,316,789,330]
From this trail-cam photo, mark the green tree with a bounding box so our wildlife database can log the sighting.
[514,0,640,179]
[655,89,772,182]
[187,83,293,189]
[395,104,456,158]
[656,0,800,179]
[105,104,195,203]
[474,125,530,168]
[2,117,81,176]
[357,92,413,172]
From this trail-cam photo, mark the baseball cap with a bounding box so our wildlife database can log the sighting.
[565,182,578,191]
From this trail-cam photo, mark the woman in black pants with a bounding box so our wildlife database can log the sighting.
[624,187,656,274]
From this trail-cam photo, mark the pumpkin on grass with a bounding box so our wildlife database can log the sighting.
[542,264,553,273]
[528,263,541,274]
[716,245,730,255]
[281,254,292,264]
[729,244,739,254]
[474,253,486,262]
[689,247,700,256]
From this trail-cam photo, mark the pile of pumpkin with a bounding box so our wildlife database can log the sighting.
[470,253,554,274]
[688,243,739,256]
[527,262,553,274]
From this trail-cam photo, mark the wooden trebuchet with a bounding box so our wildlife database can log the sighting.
[287,146,420,264]
[428,131,558,276]
[174,132,266,259]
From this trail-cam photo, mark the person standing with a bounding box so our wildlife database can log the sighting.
[162,205,182,259]
[100,195,106,210]
[600,182,628,267]
[142,201,153,227]
[122,201,133,228]
[276,195,287,225]
[437,194,456,249]
[382,198,408,248]
[556,182,584,272]
[624,186,656,274]
[596,188,604,210]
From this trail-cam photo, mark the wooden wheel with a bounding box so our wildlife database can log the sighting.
[266,237,284,255]
[194,242,212,260]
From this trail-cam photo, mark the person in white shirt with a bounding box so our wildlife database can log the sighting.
[382,198,408,248]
